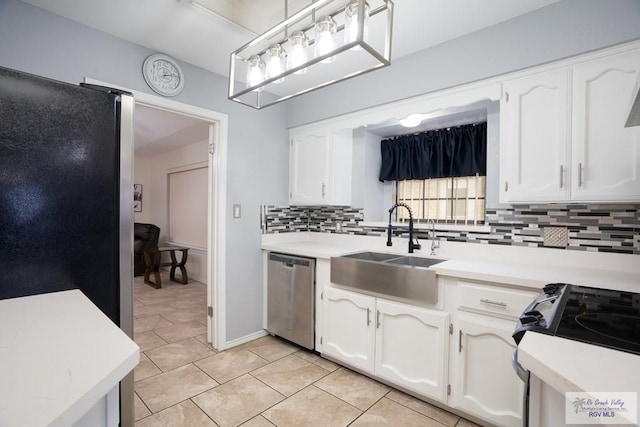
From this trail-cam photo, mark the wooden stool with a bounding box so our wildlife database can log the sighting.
[143,245,190,289]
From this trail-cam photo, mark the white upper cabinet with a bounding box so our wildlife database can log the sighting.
[500,46,640,203]
[501,69,571,202]
[289,126,353,206]
[571,50,640,201]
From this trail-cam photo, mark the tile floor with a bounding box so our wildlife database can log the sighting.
[133,272,482,427]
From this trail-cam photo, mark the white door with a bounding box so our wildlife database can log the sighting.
[289,128,328,205]
[374,298,449,401]
[451,313,524,427]
[322,287,375,373]
[501,69,571,202]
[571,49,640,201]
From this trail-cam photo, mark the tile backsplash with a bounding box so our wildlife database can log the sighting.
[261,204,640,255]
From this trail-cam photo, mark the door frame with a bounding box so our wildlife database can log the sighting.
[84,78,227,350]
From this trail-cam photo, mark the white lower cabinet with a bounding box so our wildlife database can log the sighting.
[322,286,449,401]
[528,374,566,427]
[375,298,449,400]
[449,312,524,427]
[322,286,376,373]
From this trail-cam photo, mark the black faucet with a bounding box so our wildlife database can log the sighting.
[387,202,421,253]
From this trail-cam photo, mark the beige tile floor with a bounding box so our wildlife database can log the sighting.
[133,272,482,427]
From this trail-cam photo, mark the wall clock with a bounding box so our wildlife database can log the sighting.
[142,53,185,97]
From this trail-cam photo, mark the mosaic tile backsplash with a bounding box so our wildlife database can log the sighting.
[261,204,640,255]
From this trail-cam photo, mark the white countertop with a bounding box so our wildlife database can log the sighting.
[0,290,140,427]
[518,332,640,394]
[262,233,640,293]
[432,259,640,293]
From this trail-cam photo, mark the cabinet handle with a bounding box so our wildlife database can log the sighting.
[376,310,381,329]
[366,308,371,326]
[480,298,507,307]
[559,164,564,189]
[322,183,326,198]
[578,163,583,187]
[459,330,463,353]
[504,181,509,192]
[505,91,509,102]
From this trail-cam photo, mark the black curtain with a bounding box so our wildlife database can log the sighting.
[379,122,487,182]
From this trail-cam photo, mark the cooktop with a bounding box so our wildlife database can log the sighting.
[555,285,640,355]
[514,284,640,356]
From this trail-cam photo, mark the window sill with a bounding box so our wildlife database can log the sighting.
[359,221,491,233]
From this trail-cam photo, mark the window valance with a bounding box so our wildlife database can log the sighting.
[379,122,487,182]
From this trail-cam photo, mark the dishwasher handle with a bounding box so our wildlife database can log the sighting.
[268,252,314,267]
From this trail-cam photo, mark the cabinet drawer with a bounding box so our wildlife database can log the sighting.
[457,281,537,319]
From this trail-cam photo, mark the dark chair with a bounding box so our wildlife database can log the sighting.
[134,223,160,276]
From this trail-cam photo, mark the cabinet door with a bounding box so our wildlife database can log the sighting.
[375,299,449,401]
[322,287,375,373]
[451,313,524,427]
[501,69,571,202]
[289,128,328,205]
[572,49,640,201]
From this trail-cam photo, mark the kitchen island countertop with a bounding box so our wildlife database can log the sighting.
[518,331,640,394]
[0,289,139,427]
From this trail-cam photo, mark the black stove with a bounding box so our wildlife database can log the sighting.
[513,283,640,356]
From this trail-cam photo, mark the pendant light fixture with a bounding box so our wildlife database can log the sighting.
[246,55,266,91]
[345,0,369,49]
[265,44,287,83]
[287,30,309,74]
[314,15,338,63]
[228,0,394,109]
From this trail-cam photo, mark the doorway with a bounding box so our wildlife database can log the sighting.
[85,76,228,351]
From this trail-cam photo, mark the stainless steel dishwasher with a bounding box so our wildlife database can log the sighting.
[267,252,315,350]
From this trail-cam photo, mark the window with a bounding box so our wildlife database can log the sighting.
[168,163,208,248]
[396,174,486,225]
[379,121,487,225]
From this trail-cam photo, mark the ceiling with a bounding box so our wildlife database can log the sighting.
[21,0,559,80]
[19,0,558,153]
[134,105,209,156]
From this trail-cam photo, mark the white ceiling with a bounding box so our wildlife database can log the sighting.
[19,0,558,153]
[134,105,209,156]
[21,0,559,80]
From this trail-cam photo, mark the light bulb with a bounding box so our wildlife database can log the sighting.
[344,0,369,49]
[314,15,337,63]
[266,44,286,84]
[246,55,265,92]
[288,31,308,74]
[400,115,422,128]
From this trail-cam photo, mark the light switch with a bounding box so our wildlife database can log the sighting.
[233,204,241,218]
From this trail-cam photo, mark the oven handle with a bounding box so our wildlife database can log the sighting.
[512,349,530,427]
[512,350,529,383]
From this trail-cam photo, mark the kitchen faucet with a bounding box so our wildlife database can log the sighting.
[429,219,440,256]
[387,202,421,253]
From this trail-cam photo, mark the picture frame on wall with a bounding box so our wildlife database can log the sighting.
[133,184,142,212]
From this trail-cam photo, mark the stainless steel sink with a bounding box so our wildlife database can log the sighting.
[342,252,401,262]
[330,252,445,304]
[385,256,444,268]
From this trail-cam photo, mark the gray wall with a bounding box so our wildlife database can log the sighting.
[0,0,290,342]
[285,0,640,127]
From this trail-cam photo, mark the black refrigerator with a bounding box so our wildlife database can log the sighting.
[0,66,135,426]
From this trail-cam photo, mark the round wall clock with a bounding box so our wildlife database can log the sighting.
[142,53,185,97]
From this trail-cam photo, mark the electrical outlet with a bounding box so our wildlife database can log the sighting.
[233,204,241,218]
[336,222,343,232]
